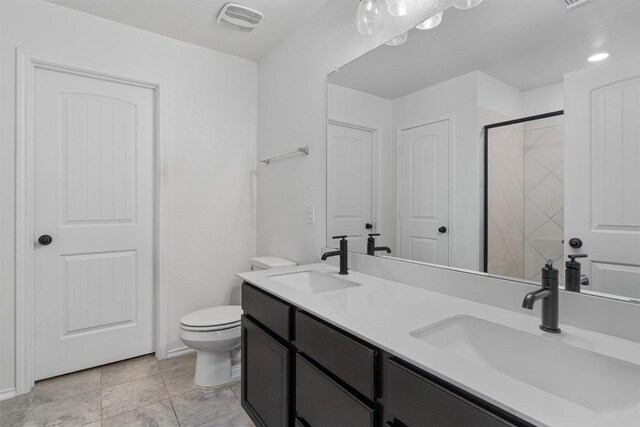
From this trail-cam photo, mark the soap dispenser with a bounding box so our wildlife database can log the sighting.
[565,254,588,293]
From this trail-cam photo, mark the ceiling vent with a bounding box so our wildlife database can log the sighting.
[560,0,595,11]
[216,3,263,32]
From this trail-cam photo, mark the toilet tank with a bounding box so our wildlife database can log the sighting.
[250,256,297,271]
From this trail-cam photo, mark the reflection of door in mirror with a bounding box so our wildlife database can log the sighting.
[326,122,373,253]
[565,57,640,299]
[398,120,450,265]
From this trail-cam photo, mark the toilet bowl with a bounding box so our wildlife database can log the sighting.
[178,305,242,387]
[179,257,296,387]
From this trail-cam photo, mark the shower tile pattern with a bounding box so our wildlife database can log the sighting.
[486,120,525,279]
[524,116,564,282]
[484,112,564,283]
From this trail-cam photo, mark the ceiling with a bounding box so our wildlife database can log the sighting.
[45,0,329,60]
[329,0,640,99]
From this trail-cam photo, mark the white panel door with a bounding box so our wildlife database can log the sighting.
[327,123,373,253]
[398,120,450,264]
[565,57,640,299]
[34,68,155,379]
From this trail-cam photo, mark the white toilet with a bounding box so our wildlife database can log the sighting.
[179,256,296,387]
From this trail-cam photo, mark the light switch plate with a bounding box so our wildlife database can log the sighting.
[306,204,315,224]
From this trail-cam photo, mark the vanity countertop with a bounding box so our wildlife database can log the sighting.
[237,263,640,427]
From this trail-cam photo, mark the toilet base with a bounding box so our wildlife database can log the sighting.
[194,351,233,387]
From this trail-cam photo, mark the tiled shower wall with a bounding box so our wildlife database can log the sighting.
[485,113,564,282]
[486,120,525,278]
[523,115,565,282]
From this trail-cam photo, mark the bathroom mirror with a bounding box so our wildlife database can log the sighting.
[326,0,640,300]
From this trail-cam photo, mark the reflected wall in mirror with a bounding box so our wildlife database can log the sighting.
[326,0,640,300]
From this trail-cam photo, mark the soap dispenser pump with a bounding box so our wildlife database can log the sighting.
[565,254,588,293]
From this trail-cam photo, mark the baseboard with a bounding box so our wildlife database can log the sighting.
[0,387,17,401]
[166,346,195,359]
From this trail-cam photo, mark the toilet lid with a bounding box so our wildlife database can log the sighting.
[180,305,242,328]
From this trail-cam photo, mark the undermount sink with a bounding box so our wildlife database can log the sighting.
[267,270,361,294]
[410,315,640,416]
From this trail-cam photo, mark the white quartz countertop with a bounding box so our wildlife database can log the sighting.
[237,263,640,427]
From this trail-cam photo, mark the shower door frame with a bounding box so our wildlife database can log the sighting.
[483,110,564,273]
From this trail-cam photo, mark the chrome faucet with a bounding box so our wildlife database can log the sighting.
[522,260,561,333]
[322,235,349,275]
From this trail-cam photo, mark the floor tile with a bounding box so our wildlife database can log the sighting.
[171,386,240,427]
[157,353,196,372]
[196,405,255,427]
[23,390,101,427]
[229,380,241,400]
[0,391,32,416]
[160,363,199,397]
[102,374,168,419]
[103,400,178,427]
[0,408,27,427]
[31,367,101,407]
[102,354,159,387]
[81,422,101,427]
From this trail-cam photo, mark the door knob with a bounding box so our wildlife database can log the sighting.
[365,223,373,230]
[38,234,53,246]
[438,226,447,233]
[568,238,583,248]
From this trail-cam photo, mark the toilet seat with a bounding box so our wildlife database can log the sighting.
[180,305,242,331]
[180,322,240,332]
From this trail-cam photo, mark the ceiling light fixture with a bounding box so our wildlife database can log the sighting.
[587,52,610,62]
[453,0,484,10]
[416,11,443,30]
[356,0,384,35]
[387,0,422,17]
[385,31,408,46]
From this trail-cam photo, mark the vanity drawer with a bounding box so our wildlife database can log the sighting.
[296,354,376,427]
[295,311,376,400]
[242,282,292,341]
[385,358,518,427]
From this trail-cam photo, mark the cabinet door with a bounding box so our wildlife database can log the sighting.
[242,282,292,340]
[296,354,376,427]
[385,358,520,427]
[242,315,291,427]
[296,311,377,400]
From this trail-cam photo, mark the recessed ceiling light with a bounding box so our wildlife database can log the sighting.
[588,52,609,62]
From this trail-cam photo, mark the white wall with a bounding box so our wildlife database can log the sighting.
[327,84,395,251]
[1,0,257,393]
[256,0,457,265]
[477,72,524,118]
[522,82,564,117]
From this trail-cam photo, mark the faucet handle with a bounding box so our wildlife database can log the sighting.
[568,254,588,261]
[368,233,380,237]
[332,235,348,240]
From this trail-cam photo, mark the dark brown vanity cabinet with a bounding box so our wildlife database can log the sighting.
[241,282,531,427]
[241,315,291,427]
[383,358,528,427]
[241,284,293,427]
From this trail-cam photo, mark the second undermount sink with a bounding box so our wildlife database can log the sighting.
[410,315,640,416]
[267,270,361,294]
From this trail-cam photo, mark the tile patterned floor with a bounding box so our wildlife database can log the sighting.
[0,354,253,427]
